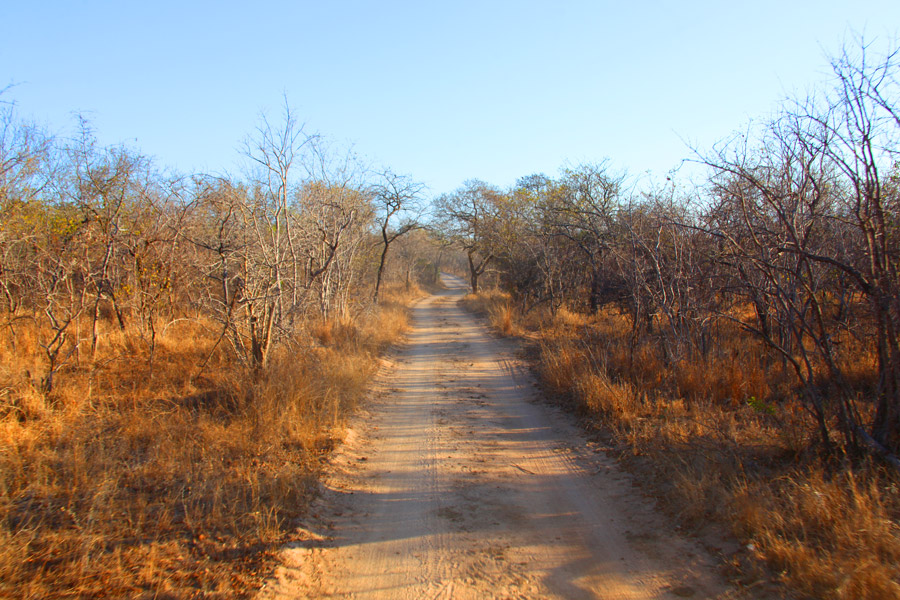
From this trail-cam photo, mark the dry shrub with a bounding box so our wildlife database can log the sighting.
[551,305,588,329]
[0,297,412,599]
[460,289,510,319]
[459,290,521,336]
[674,349,772,408]
[370,285,416,350]
[538,336,639,426]
[489,302,519,336]
[379,281,424,307]
[500,296,900,599]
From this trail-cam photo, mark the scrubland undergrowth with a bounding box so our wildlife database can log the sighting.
[464,290,900,600]
[0,287,416,599]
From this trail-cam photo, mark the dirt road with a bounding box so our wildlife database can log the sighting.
[259,275,740,599]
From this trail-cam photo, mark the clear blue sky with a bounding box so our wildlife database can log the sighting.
[2,1,898,195]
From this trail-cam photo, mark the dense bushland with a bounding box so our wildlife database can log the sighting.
[0,101,437,597]
[450,43,900,599]
[467,287,900,599]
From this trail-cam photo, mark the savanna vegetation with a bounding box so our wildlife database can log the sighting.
[4,33,900,600]
[442,42,900,599]
[0,100,440,598]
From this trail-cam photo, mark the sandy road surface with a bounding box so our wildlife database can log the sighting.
[259,275,742,599]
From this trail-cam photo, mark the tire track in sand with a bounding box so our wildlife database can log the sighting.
[258,274,749,600]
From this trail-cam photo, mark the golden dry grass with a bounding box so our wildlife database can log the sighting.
[463,290,900,600]
[0,285,414,599]
[734,469,900,599]
[461,290,525,336]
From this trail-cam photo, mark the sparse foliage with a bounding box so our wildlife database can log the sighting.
[435,179,505,293]
[370,169,425,302]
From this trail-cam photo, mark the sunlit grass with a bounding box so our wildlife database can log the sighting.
[0,284,414,599]
[462,290,900,600]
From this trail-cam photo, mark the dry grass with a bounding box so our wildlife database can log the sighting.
[460,290,524,336]
[734,469,900,599]
[0,285,414,599]
[463,290,900,600]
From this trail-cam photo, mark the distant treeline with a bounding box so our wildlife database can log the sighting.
[0,103,439,387]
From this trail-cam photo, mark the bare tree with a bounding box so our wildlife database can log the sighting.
[434,180,504,293]
[120,174,193,373]
[66,119,150,358]
[242,99,317,319]
[299,180,369,319]
[698,39,900,460]
[545,163,627,312]
[0,97,53,315]
[393,228,443,289]
[299,140,371,319]
[369,169,424,303]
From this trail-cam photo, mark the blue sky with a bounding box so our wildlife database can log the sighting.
[2,1,898,195]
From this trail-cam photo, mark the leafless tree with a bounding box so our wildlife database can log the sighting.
[544,162,627,313]
[699,39,900,460]
[67,119,146,356]
[369,169,424,303]
[434,180,504,293]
